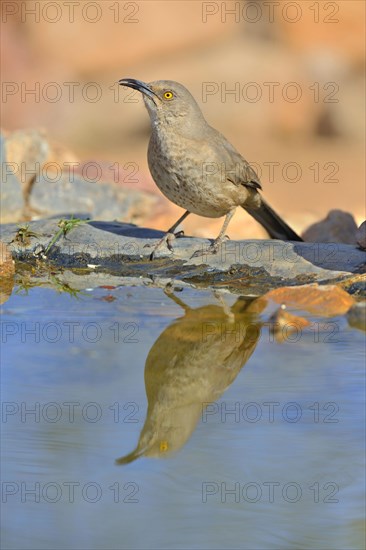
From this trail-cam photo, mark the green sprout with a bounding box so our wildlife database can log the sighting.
[12,224,40,246]
[44,216,88,256]
[15,274,44,295]
[49,274,84,298]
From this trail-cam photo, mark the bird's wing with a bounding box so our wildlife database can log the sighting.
[208,127,262,190]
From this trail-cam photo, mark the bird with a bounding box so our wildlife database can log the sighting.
[116,292,263,464]
[118,78,303,259]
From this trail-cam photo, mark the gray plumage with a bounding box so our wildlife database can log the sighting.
[119,78,302,257]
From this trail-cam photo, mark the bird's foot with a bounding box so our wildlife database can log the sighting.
[190,244,218,259]
[190,235,229,259]
[148,231,184,261]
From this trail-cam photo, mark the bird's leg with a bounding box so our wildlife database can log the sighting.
[213,290,235,321]
[149,210,190,260]
[163,287,191,313]
[210,208,236,252]
[191,208,236,258]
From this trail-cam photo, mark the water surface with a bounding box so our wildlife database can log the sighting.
[1,285,365,549]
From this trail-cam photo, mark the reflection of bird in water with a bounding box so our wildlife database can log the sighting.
[116,292,265,465]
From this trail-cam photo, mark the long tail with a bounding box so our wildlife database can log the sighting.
[243,199,303,241]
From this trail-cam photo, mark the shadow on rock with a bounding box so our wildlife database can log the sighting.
[89,220,164,239]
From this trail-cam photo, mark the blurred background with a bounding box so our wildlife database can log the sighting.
[1,0,365,238]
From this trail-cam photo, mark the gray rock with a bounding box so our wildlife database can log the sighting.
[1,218,365,296]
[29,172,158,221]
[347,302,366,332]
[1,128,159,224]
[4,128,50,196]
[0,135,25,223]
[303,209,358,244]
[356,221,366,250]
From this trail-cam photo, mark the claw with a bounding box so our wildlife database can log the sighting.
[166,232,176,251]
[190,241,220,259]
[149,232,176,260]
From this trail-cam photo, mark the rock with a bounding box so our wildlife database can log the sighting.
[0,218,365,296]
[347,302,366,332]
[0,240,15,277]
[29,172,159,223]
[258,284,355,317]
[336,274,366,298]
[0,135,25,223]
[4,128,79,199]
[0,240,15,304]
[356,221,366,250]
[4,128,50,196]
[302,210,358,244]
[2,129,159,225]
[268,306,310,343]
[74,162,154,194]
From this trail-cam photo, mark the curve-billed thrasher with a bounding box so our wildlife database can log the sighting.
[116,292,263,464]
[119,78,302,258]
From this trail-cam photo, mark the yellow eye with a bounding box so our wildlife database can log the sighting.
[163,91,174,100]
[160,441,169,452]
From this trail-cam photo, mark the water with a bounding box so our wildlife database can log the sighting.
[1,284,365,549]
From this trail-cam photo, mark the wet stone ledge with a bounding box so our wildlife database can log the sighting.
[1,218,365,296]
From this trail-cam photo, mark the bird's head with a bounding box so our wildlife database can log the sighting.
[118,78,205,128]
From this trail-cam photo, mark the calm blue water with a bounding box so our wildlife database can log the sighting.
[1,285,365,549]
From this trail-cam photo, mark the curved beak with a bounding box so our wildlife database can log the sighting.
[115,447,145,465]
[118,78,159,104]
